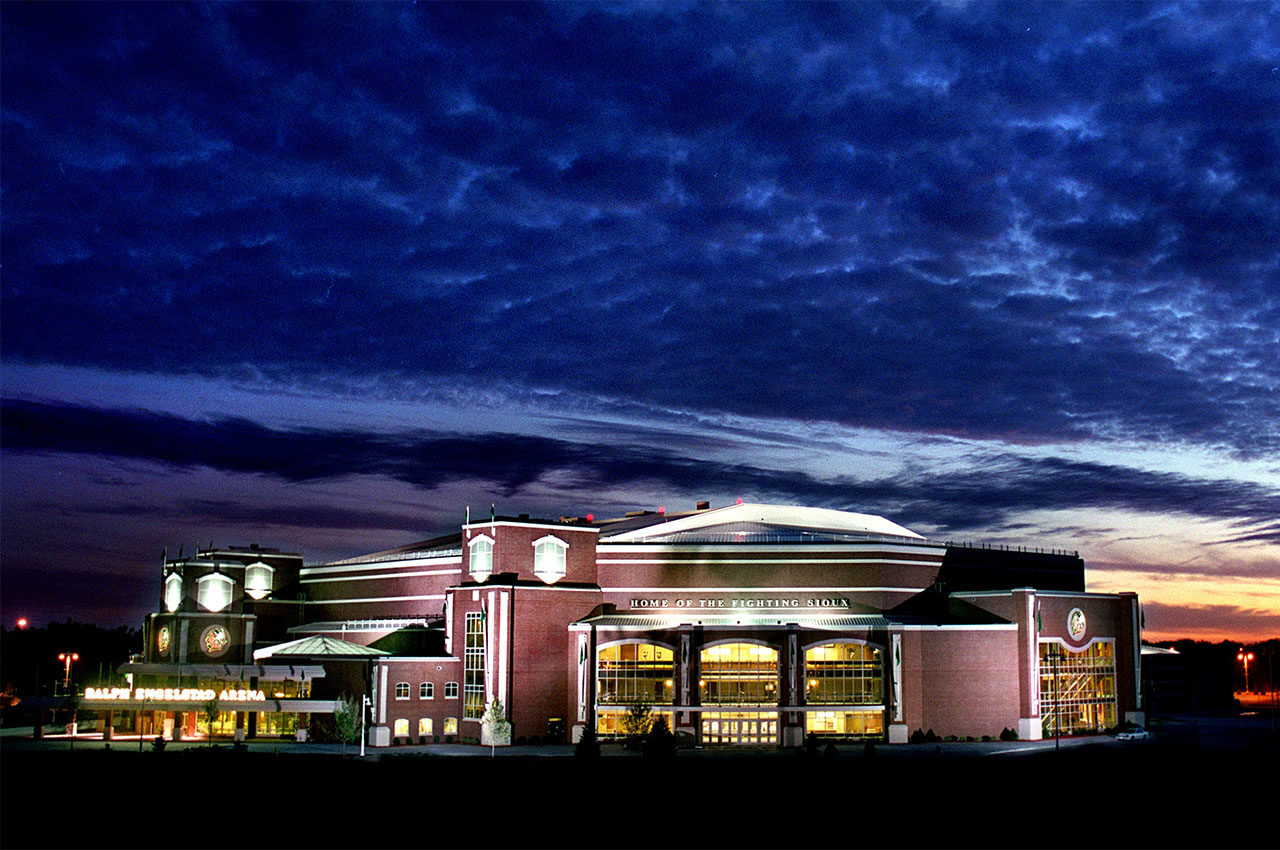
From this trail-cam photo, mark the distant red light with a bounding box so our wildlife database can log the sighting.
[658,506,665,514]
[586,513,594,522]
[16,618,28,629]
[736,498,744,504]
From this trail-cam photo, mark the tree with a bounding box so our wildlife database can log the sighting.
[332,694,362,752]
[621,702,652,748]
[481,698,512,747]
[642,715,675,760]
[202,696,221,746]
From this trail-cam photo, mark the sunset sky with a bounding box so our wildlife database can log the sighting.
[2,2,1277,641]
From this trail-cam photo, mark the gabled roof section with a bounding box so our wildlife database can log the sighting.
[887,588,1011,626]
[598,502,924,544]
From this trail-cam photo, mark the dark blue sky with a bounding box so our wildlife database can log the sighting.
[2,1,1277,639]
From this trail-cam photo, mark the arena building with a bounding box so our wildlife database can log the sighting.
[93,501,1143,748]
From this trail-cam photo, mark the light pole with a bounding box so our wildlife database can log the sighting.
[1238,649,1255,693]
[57,652,79,694]
[359,695,371,757]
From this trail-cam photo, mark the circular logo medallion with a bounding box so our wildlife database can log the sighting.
[157,625,171,656]
[1067,608,1087,641]
[201,625,231,657]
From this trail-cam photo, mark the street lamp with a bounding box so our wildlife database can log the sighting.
[57,652,79,692]
[1237,649,1255,692]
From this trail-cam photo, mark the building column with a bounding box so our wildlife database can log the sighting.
[102,710,114,740]
[780,626,804,748]
[888,631,909,743]
[679,626,702,744]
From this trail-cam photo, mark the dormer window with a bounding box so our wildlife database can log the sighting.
[164,573,183,613]
[469,535,494,583]
[532,536,568,584]
[244,562,274,600]
[197,573,234,612]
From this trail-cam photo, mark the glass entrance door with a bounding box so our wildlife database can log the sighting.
[700,711,778,745]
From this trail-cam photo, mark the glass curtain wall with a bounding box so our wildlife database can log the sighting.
[1039,640,1117,735]
[700,643,779,705]
[596,642,675,739]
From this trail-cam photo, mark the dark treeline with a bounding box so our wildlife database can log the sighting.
[1147,638,1279,693]
[1,620,142,701]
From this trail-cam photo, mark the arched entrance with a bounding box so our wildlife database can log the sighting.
[699,642,779,745]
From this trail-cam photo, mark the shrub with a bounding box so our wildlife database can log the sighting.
[419,735,427,745]
[999,727,1018,741]
[575,727,600,759]
[910,728,925,744]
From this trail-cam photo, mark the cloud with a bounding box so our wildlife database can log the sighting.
[3,1,1277,456]
[5,398,1276,536]
[1140,600,1280,641]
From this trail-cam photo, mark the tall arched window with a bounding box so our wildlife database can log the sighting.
[597,642,675,705]
[197,573,234,612]
[532,535,567,584]
[469,536,494,582]
[700,643,779,705]
[244,562,274,599]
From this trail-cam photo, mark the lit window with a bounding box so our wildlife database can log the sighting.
[196,574,234,612]
[419,682,434,699]
[700,643,779,705]
[464,612,486,719]
[394,718,408,737]
[164,573,183,613]
[532,535,568,584]
[244,562,274,600]
[444,717,458,735]
[444,682,459,699]
[805,643,883,706]
[469,536,493,582]
[418,718,433,737]
[597,642,675,706]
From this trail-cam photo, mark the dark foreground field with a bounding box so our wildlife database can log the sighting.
[0,742,1271,849]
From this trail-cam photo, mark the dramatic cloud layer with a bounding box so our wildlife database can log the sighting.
[2,2,1277,638]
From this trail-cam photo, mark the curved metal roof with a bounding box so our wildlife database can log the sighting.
[599,502,924,544]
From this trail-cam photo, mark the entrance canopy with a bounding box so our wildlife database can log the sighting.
[253,635,390,660]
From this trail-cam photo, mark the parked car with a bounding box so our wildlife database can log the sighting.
[1115,726,1150,741]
